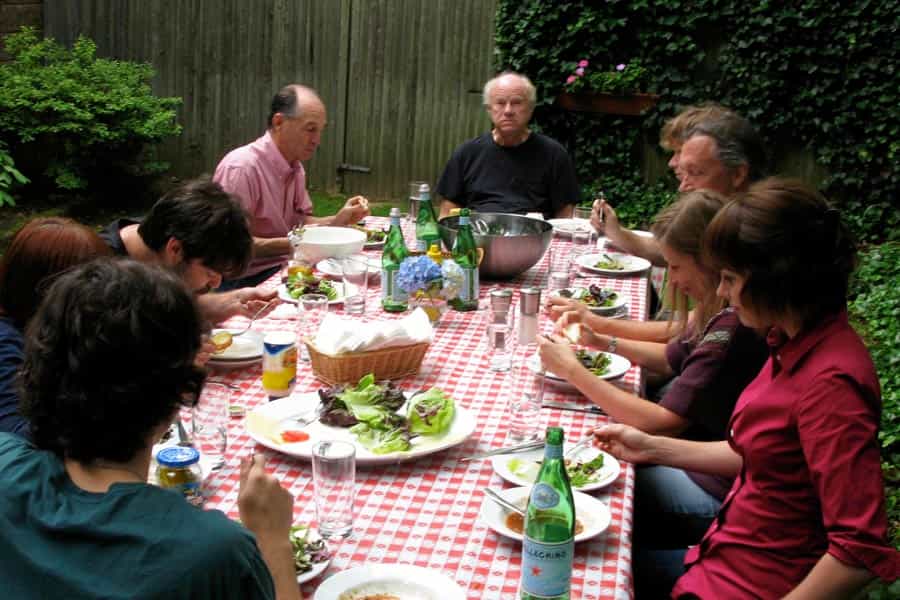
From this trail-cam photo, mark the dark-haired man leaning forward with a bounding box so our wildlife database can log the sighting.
[0,259,300,599]
[214,84,371,289]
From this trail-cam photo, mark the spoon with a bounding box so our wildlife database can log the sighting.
[484,488,525,516]
[229,298,278,337]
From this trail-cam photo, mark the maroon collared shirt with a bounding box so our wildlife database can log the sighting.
[673,311,900,599]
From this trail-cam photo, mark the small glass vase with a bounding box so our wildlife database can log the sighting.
[412,291,448,324]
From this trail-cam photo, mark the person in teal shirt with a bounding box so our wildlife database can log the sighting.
[0,259,301,600]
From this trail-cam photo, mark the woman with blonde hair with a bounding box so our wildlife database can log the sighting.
[539,190,768,547]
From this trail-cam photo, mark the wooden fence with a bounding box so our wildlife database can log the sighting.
[44,0,497,201]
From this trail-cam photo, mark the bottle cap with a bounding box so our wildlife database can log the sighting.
[519,287,541,315]
[157,446,200,467]
[418,183,430,196]
[390,207,401,217]
[427,244,443,263]
[449,208,461,217]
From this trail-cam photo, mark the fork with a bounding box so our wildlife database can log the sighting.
[229,298,278,337]
[293,403,326,427]
[565,435,594,459]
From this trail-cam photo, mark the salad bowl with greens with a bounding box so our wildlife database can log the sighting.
[492,442,620,491]
[245,374,476,464]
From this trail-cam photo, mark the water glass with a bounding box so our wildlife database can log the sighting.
[189,390,229,470]
[548,246,572,291]
[408,180,427,225]
[507,351,546,442]
[312,440,356,539]
[298,293,329,361]
[574,205,593,221]
[487,318,514,371]
[340,255,369,315]
[570,229,593,278]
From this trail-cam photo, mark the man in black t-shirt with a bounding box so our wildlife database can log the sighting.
[437,72,579,219]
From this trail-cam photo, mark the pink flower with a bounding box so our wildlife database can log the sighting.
[616,63,626,71]
[578,59,589,68]
[575,67,585,76]
[566,75,577,85]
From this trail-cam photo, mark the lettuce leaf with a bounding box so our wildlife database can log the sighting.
[350,423,411,454]
[407,388,455,435]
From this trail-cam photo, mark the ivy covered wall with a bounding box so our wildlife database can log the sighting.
[495,1,899,243]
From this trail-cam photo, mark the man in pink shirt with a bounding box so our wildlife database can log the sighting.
[214,84,370,289]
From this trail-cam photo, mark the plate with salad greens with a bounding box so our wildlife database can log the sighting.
[290,524,331,584]
[576,252,651,275]
[552,285,629,315]
[245,374,476,464]
[527,350,631,382]
[352,224,388,249]
[277,271,352,304]
[491,442,620,492]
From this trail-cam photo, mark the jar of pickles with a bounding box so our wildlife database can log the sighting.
[156,446,203,507]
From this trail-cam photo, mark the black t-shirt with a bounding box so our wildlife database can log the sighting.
[436,132,579,218]
[98,218,140,256]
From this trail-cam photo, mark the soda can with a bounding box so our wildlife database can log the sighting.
[262,331,297,399]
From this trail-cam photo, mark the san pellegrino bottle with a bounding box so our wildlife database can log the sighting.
[381,207,409,312]
[415,183,441,248]
[520,427,575,600]
[449,208,479,311]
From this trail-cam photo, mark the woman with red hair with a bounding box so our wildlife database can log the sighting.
[0,217,112,437]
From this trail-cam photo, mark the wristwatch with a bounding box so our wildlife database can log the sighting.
[607,336,618,354]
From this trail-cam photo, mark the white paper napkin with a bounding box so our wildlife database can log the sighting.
[312,308,433,356]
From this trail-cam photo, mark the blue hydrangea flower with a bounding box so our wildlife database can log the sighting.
[396,256,442,294]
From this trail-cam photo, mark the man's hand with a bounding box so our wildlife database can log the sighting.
[333,196,371,225]
[238,454,294,539]
[197,286,278,325]
[195,335,215,368]
[591,197,621,238]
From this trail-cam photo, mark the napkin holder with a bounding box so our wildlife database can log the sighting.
[304,337,430,385]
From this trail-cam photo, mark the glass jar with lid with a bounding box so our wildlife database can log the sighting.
[156,446,203,507]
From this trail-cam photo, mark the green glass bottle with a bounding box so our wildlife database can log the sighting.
[520,427,575,600]
[381,207,409,312]
[449,208,479,311]
[415,183,441,248]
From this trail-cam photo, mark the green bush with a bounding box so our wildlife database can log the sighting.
[0,140,28,207]
[0,27,181,202]
[495,1,899,243]
[849,242,900,547]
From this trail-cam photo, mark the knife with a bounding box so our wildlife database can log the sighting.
[541,401,605,415]
[460,439,545,462]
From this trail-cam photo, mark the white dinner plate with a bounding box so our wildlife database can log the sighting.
[314,563,465,600]
[208,329,264,361]
[245,391,476,465]
[491,442,621,492]
[316,257,380,279]
[576,252,652,275]
[479,486,611,543]
[551,287,629,315]
[528,351,631,381]
[547,218,594,236]
[277,282,354,305]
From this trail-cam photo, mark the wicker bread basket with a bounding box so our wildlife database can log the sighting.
[303,337,430,385]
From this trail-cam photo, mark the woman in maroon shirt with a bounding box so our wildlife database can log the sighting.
[595,178,899,598]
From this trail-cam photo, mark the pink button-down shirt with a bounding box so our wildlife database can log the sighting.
[673,311,900,598]
[214,131,313,276]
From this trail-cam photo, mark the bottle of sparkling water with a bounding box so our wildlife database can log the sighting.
[381,207,409,312]
[415,183,440,248]
[449,208,479,311]
[520,427,575,600]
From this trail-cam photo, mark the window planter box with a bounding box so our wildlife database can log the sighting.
[555,91,660,116]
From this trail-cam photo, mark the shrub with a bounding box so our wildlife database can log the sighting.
[0,27,182,202]
[0,141,28,207]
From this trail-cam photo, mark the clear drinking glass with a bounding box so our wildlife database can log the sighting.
[548,246,573,292]
[507,350,546,442]
[574,205,593,221]
[408,180,427,225]
[298,293,329,361]
[486,310,515,371]
[570,229,592,280]
[340,255,369,315]
[312,440,356,539]
[188,388,229,470]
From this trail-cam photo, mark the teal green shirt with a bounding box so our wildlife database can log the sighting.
[0,434,275,599]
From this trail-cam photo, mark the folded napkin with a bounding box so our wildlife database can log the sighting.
[312,308,433,356]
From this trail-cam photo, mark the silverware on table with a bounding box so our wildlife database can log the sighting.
[460,439,545,462]
[484,488,525,516]
[229,298,278,337]
[565,435,595,459]
[176,419,193,447]
[541,401,604,415]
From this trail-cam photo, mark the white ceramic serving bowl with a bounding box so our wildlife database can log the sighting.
[292,226,366,264]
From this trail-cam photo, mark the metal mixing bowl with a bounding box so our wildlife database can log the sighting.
[438,213,553,280]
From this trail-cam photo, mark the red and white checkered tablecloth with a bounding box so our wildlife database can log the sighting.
[204,218,649,599]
